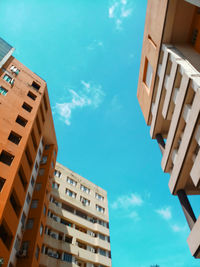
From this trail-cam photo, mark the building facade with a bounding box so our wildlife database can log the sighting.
[40,162,112,267]
[137,0,200,258]
[0,37,58,266]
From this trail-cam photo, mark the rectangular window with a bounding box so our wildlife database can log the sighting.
[14,235,21,250]
[80,196,90,206]
[61,203,74,213]
[35,162,38,171]
[0,150,14,166]
[52,182,59,189]
[67,177,77,187]
[27,91,36,100]
[25,146,33,168]
[26,193,31,205]
[10,191,21,217]
[40,156,47,164]
[35,183,42,191]
[18,166,27,190]
[8,131,22,145]
[66,189,76,198]
[143,58,153,89]
[80,185,90,194]
[95,193,104,201]
[31,200,38,209]
[10,65,20,75]
[31,176,35,187]
[63,253,72,262]
[0,220,13,249]
[54,170,61,178]
[3,74,13,84]
[43,94,48,111]
[26,219,34,230]
[22,102,32,113]
[31,130,37,150]
[0,86,8,96]
[21,212,26,228]
[99,249,106,256]
[36,116,41,135]
[32,81,40,91]
[0,177,6,192]
[39,168,45,176]
[96,205,105,214]
[16,115,27,127]
[99,233,106,240]
[43,205,46,215]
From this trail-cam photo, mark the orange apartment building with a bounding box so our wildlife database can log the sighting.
[0,37,58,266]
[137,0,200,258]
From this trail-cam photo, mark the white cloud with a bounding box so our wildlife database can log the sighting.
[128,211,140,221]
[108,0,132,30]
[156,207,172,221]
[111,193,143,209]
[171,224,187,233]
[87,40,104,50]
[55,81,105,125]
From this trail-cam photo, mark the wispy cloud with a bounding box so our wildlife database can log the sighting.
[55,81,105,125]
[111,193,143,209]
[171,224,187,233]
[108,0,132,30]
[128,211,140,221]
[155,207,172,221]
[87,40,103,50]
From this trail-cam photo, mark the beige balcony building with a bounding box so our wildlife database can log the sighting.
[39,162,112,267]
[137,0,200,259]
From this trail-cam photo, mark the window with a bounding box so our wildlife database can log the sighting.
[0,177,6,192]
[39,168,45,176]
[35,183,42,191]
[0,150,14,166]
[45,144,50,150]
[18,166,27,190]
[99,233,106,240]
[96,205,105,214]
[27,91,36,100]
[10,65,20,75]
[143,58,153,89]
[43,205,46,215]
[35,162,38,171]
[61,203,74,213]
[80,185,90,194]
[8,131,22,145]
[0,86,8,96]
[14,235,21,250]
[3,74,13,84]
[80,196,90,206]
[54,170,61,178]
[99,249,106,256]
[26,219,34,230]
[60,218,72,227]
[192,29,198,45]
[21,241,29,251]
[32,81,40,91]
[36,116,41,135]
[22,102,32,113]
[0,220,13,249]
[40,223,43,236]
[96,193,104,201]
[16,115,27,127]
[40,156,47,164]
[31,176,35,187]
[51,161,54,168]
[66,189,76,198]
[63,253,72,262]
[67,177,77,187]
[26,193,31,205]
[10,191,21,217]
[25,147,33,168]
[52,182,59,189]
[31,130,37,150]
[43,94,48,111]
[35,245,40,260]
[31,200,38,209]
[21,212,26,228]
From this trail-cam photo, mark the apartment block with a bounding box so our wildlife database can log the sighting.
[137,0,200,258]
[40,162,112,267]
[0,37,58,266]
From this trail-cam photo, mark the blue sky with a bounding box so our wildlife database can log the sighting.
[1,0,199,266]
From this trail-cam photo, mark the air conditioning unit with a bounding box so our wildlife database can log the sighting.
[16,250,27,258]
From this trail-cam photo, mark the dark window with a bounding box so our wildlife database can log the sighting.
[63,252,72,262]
[0,150,14,166]
[36,116,41,135]
[16,115,27,127]
[43,205,46,215]
[26,193,31,205]
[35,245,40,260]
[60,218,72,227]
[21,212,26,228]
[18,166,27,190]
[31,130,37,150]
[76,210,87,220]
[0,86,8,96]
[192,29,198,45]
[65,235,72,244]
[0,220,13,249]
[27,91,36,100]
[10,191,21,217]
[8,131,22,145]
[32,81,40,91]
[31,176,35,187]
[0,177,6,192]
[40,105,45,123]
[62,203,74,213]
[22,102,32,113]
[43,95,48,111]
[45,145,50,150]
[25,147,33,168]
